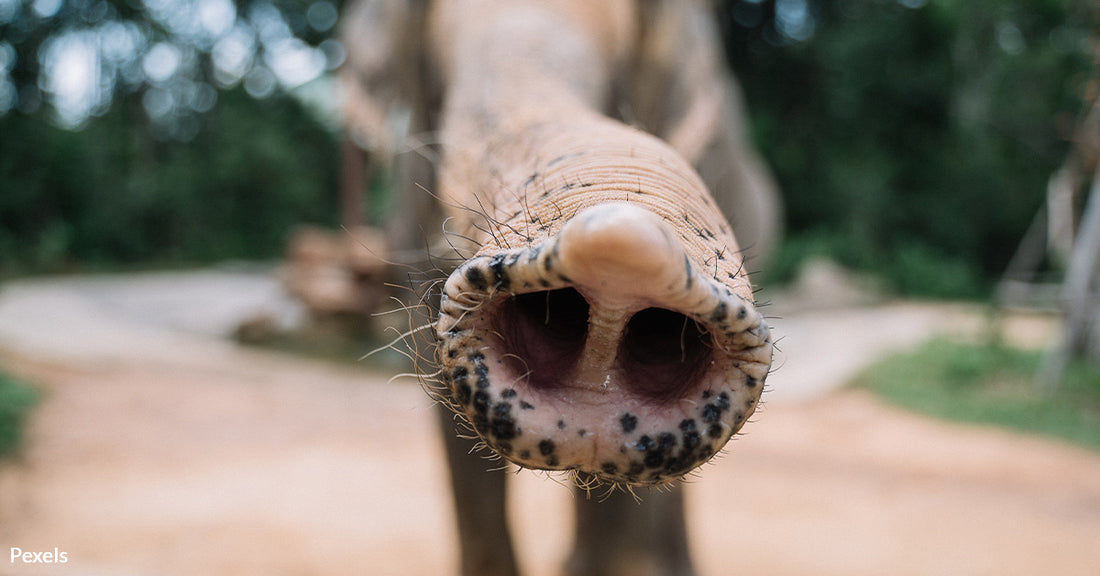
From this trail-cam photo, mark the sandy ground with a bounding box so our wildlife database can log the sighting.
[0,266,1098,576]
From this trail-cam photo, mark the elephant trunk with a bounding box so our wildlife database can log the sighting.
[428,0,772,486]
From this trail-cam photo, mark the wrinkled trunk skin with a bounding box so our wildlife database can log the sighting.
[341,1,778,575]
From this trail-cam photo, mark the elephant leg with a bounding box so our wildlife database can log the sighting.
[436,405,520,576]
[566,482,695,576]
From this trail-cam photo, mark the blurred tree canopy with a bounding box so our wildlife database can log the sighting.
[719,0,1095,296]
[0,0,1094,298]
[0,0,345,273]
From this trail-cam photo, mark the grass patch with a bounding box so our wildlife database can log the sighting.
[0,369,39,459]
[853,338,1100,451]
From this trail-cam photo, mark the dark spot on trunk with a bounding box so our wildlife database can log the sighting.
[620,413,638,433]
[544,244,558,271]
[658,432,676,451]
[491,415,517,440]
[464,266,488,291]
[683,428,701,451]
[707,423,723,439]
[455,383,472,406]
[710,301,727,324]
[475,364,490,389]
[703,392,731,423]
[473,390,490,414]
[452,366,468,387]
[702,403,721,423]
[489,254,510,290]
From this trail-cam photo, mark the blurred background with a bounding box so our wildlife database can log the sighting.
[0,0,1092,295]
[0,1,1098,575]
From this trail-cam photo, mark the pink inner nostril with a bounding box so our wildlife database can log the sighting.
[496,286,714,403]
[498,288,589,391]
[619,308,712,402]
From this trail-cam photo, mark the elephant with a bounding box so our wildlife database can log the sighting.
[339,1,782,574]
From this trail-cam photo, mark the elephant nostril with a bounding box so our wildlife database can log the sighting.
[438,246,770,484]
[619,308,711,402]
[497,291,714,401]
[498,288,589,391]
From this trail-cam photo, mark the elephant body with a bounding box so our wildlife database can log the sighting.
[340,1,781,574]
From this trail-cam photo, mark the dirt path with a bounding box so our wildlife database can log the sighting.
[0,268,1098,576]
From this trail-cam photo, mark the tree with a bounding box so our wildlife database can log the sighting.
[718,0,1093,297]
[1039,36,1100,386]
[0,0,346,273]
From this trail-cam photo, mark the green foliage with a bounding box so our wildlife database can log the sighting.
[721,0,1093,298]
[765,228,986,297]
[883,241,986,298]
[853,337,1100,450]
[0,88,340,274]
[0,0,345,275]
[0,0,1091,291]
[0,370,39,459]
